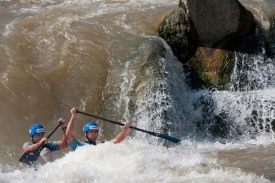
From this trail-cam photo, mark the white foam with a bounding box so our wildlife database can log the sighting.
[1,140,271,183]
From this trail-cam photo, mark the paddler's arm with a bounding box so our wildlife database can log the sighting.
[111,123,131,144]
[23,137,48,153]
[65,107,78,142]
[56,118,68,149]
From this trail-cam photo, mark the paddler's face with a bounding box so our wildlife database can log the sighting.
[32,132,45,143]
[85,129,98,142]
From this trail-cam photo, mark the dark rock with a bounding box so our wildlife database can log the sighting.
[179,0,256,47]
[159,0,257,89]
[159,7,197,63]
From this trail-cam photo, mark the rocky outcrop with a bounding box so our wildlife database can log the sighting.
[159,0,256,89]
[159,7,196,63]
[180,0,255,47]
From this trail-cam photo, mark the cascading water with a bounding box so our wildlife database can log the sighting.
[0,0,275,182]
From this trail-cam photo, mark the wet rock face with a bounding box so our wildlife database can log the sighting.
[181,0,240,45]
[179,0,255,47]
[159,7,197,62]
[159,0,257,89]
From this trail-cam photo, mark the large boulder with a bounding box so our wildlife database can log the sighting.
[159,0,256,89]
[180,0,255,47]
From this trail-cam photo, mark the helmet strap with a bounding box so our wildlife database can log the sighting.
[85,132,96,145]
[31,137,36,144]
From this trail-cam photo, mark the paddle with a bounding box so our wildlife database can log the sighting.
[76,110,181,143]
[18,123,62,165]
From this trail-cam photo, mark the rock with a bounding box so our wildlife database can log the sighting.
[159,7,196,63]
[180,0,255,47]
[159,0,256,89]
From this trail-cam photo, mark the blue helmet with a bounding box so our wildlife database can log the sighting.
[83,121,98,133]
[29,123,45,137]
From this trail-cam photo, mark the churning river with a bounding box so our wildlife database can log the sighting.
[1,0,275,182]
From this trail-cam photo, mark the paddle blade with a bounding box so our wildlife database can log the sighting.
[158,134,181,143]
[146,131,181,143]
[18,152,39,165]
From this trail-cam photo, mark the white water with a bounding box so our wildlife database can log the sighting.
[0,140,271,183]
[0,0,275,182]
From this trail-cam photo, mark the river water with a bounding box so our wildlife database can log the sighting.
[0,0,275,182]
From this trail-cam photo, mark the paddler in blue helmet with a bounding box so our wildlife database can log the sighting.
[23,119,68,165]
[66,107,130,151]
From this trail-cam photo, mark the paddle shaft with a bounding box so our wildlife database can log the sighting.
[76,110,180,143]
